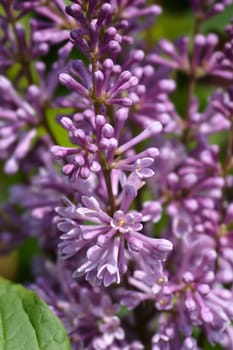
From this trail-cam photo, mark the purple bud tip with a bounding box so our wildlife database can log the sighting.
[62,164,74,175]
[213,3,224,13]
[101,3,112,13]
[35,61,45,72]
[106,27,117,37]
[133,50,145,61]
[96,114,106,127]
[51,146,67,159]
[130,76,139,86]
[90,19,98,29]
[198,284,210,295]
[59,73,72,85]
[147,121,163,134]
[15,23,24,33]
[109,40,121,52]
[120,70,132,80]
[102,124,114,137]
[103,58,114,69]
[143,65,154,77]
[66,4,82,16]
[94,70,104,81]
[116,108,128,121]
[5,158,18,174]
[28,85,40,96]
[158,79,176,92]
[72,59,84,70]
[109,138,118,149]
[146,147,160,158]
[194,34,206,46]
[150,5,162,15]
[157,239,173,252]
[204,249,217,262]
[60,117,73,130]
[206,33,218,46]
[0,76,11,89]
[159,39,175,53]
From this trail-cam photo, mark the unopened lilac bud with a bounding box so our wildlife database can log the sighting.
[201,307,213,323]
[59,117,74,131]
[66,4,85,23]
[4,158,18,174]
[103,58,114,70]
[149,4,162,15]
[147,121,163,134]
[116,108,128,122]
[167,173,179,186]
[158,79,176,92]
[51,146,65,159]
[160,39,177,56]
[146,148,160,158]
[143,65,155,77]
[194,34,206,47]
[105,27,117,39]
[62,164,74,176]
[198,284,210,295]
[0,75,12,90]
[181,173,198,187]
[59,73,89,96]
[133,50,145,61]
[114,108,129,139]
[107,40,122,57]
[93,70,104,96]
[102,123,114,138]
[80,166,90,179]
[155,239,173,255]
[27,85,40,97]
[98,3,113,26]
[183,337,198,350]
[89,19,98,50]
[206,33,218,46]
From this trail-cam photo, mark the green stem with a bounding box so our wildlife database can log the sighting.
[98,152,116,215]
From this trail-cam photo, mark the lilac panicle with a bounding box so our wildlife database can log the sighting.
[149,34,233,80]
[190,0,233,20]
[188,94,231,136]
[14,0,76,48]
[2,0,233,348]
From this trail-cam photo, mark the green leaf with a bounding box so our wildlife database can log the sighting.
[0,277,71,350]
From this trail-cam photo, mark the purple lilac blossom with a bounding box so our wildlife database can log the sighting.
[30,261,143,350]
[56,185,172,286]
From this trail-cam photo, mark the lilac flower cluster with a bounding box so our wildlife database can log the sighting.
[1,0,233,349]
